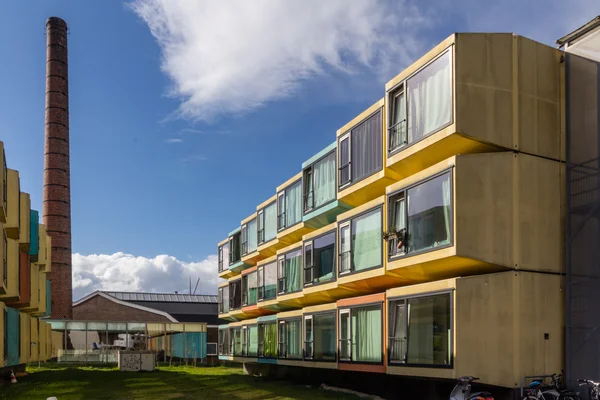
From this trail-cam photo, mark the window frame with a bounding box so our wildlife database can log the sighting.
[303,229,337,287]
[241,224,248,256]
[277,318,302,360]
[257,209,265,245]
[277,246,303,296]
[218,287,224,313]
[258,321,277,359]
[388,85,407,154]
[230,327,242,356]
[277,191,286,232]
[257,201,277,246]
[218,245,224,273]
[338,301,384,365]
[387,289,454,369]
[302,150,337,215]
[257,261,277,302]
[242,324,258,357]
[387,168,454,261]
[228,278,242,311]
[218,328,229,356]
[387,47,454,156]
[337,205,384,277]
[303,311,337,362]
[277,178,303,232]
[241,270,257,307]
[338,132,352,189]
[228,232,242,266]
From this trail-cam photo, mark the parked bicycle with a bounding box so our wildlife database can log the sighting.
[449,376,494,400]
[522,374,579,400]
[578,379,599,400]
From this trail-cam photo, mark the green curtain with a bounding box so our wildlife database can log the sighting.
[264,262,277,299]
[285,181,302,226]
[263,323,277,358]
[247,219,258,253]
[352,306,382,362]
[314,153,335,208]
[352,209,382,271]
[264,203,277,242]
[287,320,302,358]
[249,326,258,357]
[285,250,302,292]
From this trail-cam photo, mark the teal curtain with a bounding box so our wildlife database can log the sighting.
[352,305,382,362]
[285,181,302,226]
[249,326,258,356]
[352,209,382,271]
[285,250,302,292]
[264,203,277,242]
[248,272,257,305]
[314,153,335,208]
[247,219,258,253]
[263,323,277,358]
[287,320,302,359]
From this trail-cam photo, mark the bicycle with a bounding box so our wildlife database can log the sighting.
[522,374,579,400]
[578,379,599,400]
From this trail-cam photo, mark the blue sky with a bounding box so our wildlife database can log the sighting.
[0,0,597,298]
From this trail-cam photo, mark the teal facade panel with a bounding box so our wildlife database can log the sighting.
[170,332,207,359]
[29,210,39,260]
[5,307,20,366]
[302,141,336,169]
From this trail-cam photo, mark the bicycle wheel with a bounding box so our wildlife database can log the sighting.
[522,396,538,400]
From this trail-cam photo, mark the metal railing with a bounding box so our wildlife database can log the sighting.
[339,338,352,361]
[388,337,407,363]
[277,212,286,231]
[388,119,407,152]
[339,251,352,274]
[304,190,314,213]
[338,163,351,187]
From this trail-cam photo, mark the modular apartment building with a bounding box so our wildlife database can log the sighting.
[216,33,566,396]
[0,141,54,374]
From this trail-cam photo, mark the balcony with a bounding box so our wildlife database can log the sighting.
[5,170,19,240]
[385,271,563,388]
[256,255,279,313]
[385,152,563,284]
[241,266,271,318]
[227,227,250,275]
[276,173,313,246]
[256,195,285,258]
[241,213,261,266]
[302,142,352,229]
[36,225,51,273]
[19,193,30,253]
[274,242,304,310]
[217,238,235,279]
[337,99,401,208]
[0,238,20,301]
[385,33,562,179]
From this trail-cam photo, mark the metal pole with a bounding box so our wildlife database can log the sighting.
[565,52,572,386]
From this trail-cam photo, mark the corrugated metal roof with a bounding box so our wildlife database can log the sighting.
[102,291,218,303]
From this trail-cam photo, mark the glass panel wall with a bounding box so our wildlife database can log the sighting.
[304,151,336,212]
[231,327,242,356]
[279,181,302,230]
[258,261,277,301]
[242,271,257,307]
[305,313,336,361]
[350,305,382,363]
[339,207,382,275]
[264,202,277,242]
[229,233,241,265]
[388,292,451,366]
[279,249,302,294]
[351,110,382,184]
[305,231,336,286]
[242,326,258,357]
[278,319,302,360]
[258,322,277,358]
[218,329,229,355]
[229,279,242,310]
[247,219,257,253]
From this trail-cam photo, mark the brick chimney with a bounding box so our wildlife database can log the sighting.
[43,17,72,319]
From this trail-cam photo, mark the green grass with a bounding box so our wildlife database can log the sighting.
[1,364,358,400]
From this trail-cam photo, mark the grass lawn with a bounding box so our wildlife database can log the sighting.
[0,364,358,400]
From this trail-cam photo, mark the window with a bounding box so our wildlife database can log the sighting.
[228,279,241,310]
[278,319,302,360]
[241,225,248,256]
[218,329,229,355]
[229,232,241,265]
[277,248,302,294]
[259,202,277,244]
[304,313,336,361]
[2,152,6,213]
[389,87,406,153]
[230,327,242,356]
[257,210,265,244]
[247,219,257,253]
[258,322,277,358]
[304,151,336,213]
[338,208,382,275]
[242,325,258,357]
[339,110,382,189]
[278,180,302,231]
[388,172,451,257]
[258,261,277,301]
[388,292,452,366]
[304,231,336,286]
[2,230,6,287]
[218,245,224,272]
[242,271,257,307]
[339,304,383,363]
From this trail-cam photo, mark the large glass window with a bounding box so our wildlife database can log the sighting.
[278,181,302,231]
[258,261,277,301]
[242,325,258,357]
[258,322,277,358]
[339,110,383,189]
[218,329,229,355]
[229,232,241,265]
[305,313,336,361]
[247,219,257,253]
[231,327,242,356]
[388,172,451,257]
[278,319,302,359]
[242,271,257,307]
[339,208,382,275]
[339,305,382,363]
[304,231,336,286]
[228,280,241,310]
[388,292,451,366]
[258,202,277,245]
[304,151,336,212]
[278,249,302,294]
[406,50,452,145]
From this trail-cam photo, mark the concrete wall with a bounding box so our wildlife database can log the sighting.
[73,295,171,323]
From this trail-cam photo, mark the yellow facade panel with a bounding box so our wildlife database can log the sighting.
[0,239,19,300]
[0,143,6,223]
[37,225,47,268]
[52,330,63,359]
[36,271,47,316]
[19,193,30,252]
[5,170,19,240]
[30,316,39,362]
[45,235,52,273]
[19,312,31,364]
[0,302,4,362]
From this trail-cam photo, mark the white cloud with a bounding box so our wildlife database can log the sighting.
[165,138,183,143]
[72,252,220,301]
[130,0,429,122]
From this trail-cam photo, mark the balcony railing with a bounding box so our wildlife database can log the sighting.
[304,340,313,360]
[277,212,286,231]
[241,241,248,256]
[277,277,286,294]
[388,337,407,363]
[339,251,352,274]
[388,119,407,153]
[303,190,314,213]
[338,163,351,187]
[339,338,352,361]
[257,229,265,244]
[218,261,223,273]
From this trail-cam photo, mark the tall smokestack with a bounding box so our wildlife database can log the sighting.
[43,17,72,319]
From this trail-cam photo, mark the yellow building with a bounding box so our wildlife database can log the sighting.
[216,32,570,395]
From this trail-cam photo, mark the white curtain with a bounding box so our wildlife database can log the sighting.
[247,219,257,253]
[314,153,336,208]
[441,177,451,244]
[352,209,382,271]
[264,203,277,241]
[285,182,302,226]
[407,51,451,143]
[394,199,405,230]
[222,243,230,266]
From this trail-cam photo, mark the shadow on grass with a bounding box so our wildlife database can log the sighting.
[0,364,359,400]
